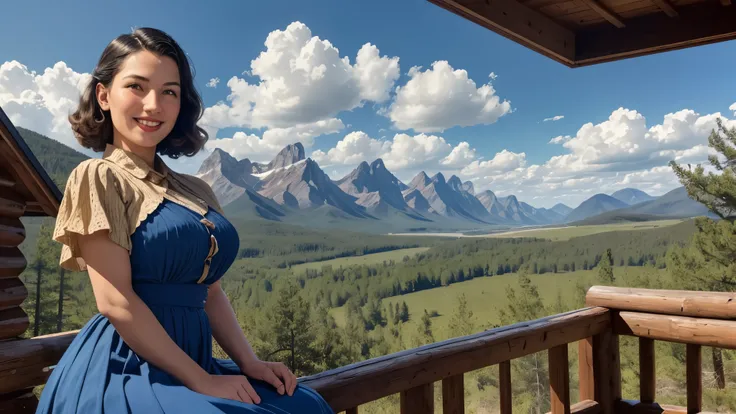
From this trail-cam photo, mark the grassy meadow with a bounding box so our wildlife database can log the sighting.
[289,247,431,273]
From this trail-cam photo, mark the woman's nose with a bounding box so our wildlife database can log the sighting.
[143,90,162,113]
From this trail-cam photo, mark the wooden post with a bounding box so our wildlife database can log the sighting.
[442,374,464,414]
[500,360,512,414]
[686,344,701,414]
[401,383,434,414]
[549,345,570,414]
[593,329,621,414]
[578,338,594,401]
[639,338,655,403]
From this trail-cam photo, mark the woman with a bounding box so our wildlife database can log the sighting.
[35,27,333,413]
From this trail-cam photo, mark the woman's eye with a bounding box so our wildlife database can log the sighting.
[165,90,178,97]
[127,83,142,90]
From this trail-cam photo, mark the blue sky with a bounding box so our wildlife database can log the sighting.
[2,0,735,207]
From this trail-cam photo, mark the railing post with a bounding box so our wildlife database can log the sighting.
[401,383,434,414]
[442,374,464,414]
[578,338,594,401]
[592,328,621,414]
[639,338,655,403]
[499,360,512,414]
[549,345,570,414]
[686,344,701,414]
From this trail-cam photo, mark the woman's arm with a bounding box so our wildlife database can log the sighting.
[205,280,258,368]
[79,230,209,390]
[205,280,297,395]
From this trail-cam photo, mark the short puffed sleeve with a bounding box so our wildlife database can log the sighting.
[53,160,131,271]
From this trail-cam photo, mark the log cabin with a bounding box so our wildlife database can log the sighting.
[0,0,735,411]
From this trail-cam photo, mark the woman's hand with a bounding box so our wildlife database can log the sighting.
[191,374,262,404]
[240,360,297,396]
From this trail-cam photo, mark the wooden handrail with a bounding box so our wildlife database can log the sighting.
[301,307,610,412]
[586,286,736,320]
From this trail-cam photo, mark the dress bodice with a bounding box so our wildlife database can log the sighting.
[129,199,240,287]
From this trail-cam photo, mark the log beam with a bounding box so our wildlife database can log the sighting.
[614,311,736,349]
[586,286,736,320]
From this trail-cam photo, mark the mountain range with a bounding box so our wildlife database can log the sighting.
[196,141,711,231]
[12,128,712,234]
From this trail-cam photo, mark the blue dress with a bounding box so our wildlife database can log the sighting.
[36,199,334,413]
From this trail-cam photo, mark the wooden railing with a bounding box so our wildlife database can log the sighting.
[3,286,736,413]
[300,306,615,414]
[587,286,736,414]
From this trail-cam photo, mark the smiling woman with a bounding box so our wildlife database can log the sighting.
[35,27,334,414]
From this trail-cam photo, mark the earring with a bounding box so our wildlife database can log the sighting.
[94,108,106,123]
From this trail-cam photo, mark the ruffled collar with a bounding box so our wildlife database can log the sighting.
[102,144,169,185]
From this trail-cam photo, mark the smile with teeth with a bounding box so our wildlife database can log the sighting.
[135,118,162,127]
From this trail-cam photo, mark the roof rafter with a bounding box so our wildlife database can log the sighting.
[578,0,626,28]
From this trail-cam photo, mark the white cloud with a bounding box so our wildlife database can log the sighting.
[489,72,498,80]
[548,135,570,144]
[730,102,736,116]
[387,60,511,132]
[205,132,282,163]
[311,131,391,166]
[0,60,91,151]
[543,115,564,122]
[462,105,736,208]
[206,77,220,88]
[440,142,477,168]
[261,118,344,147]
[310,130,479,176]
[460,149,526,176]
[199,21,400,136]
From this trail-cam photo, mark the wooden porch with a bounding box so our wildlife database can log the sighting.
[3,285,734,413]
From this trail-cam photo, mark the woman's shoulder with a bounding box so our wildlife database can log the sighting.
[65,158,121,190]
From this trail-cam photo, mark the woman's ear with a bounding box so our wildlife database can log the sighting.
[96,82,110,111]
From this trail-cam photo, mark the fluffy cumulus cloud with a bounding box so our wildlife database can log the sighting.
[387,60,511,132]
[200,21,400,136]
[0,60,91,150]
[206,118,344,163]
[311,130,483,179]
[543,115,564,122]
[731,102,736,116]
[206,77,220,88]
[463,106,736,207]
[460,149,526,176]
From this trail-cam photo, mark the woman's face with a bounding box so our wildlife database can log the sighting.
[97,50,181,150]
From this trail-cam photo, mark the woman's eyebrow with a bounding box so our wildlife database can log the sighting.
[122,74,180,87]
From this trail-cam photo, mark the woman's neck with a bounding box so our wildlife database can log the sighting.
[113,136,156,169]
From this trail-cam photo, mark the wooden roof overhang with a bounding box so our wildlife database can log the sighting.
[427,0,736,67]
[0,107,62,217]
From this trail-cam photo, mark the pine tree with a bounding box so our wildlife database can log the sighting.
[499,266,550,413]
[258,281,319,375]
[448,293,476,338]
[412,309,435,347]
[25,220,60,337]
[596,248,615,285]
[667,118,736,390]
[399,301,409,322]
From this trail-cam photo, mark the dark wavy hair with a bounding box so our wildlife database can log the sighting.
[69,27,208,158]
